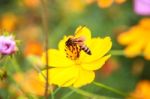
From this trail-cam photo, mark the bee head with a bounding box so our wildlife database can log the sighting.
[65,38,74,46]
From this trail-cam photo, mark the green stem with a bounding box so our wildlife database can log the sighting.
[40,0,50,99]
[110,50,124,56]
[51,89,54,99]
[70,87,116,99]
[53,87,61,95]
[61,90,75,99]
[11,56,21,72]
[93,81,127,97]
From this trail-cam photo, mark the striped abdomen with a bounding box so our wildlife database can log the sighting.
[80,45,91,55]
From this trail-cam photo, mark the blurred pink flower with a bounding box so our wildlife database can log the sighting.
[0,35,17,55]
[134,0,150,15]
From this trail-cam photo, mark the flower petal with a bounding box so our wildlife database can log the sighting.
[41,49,74,67]
[80,37,112,63]
[124,40,145,57]
[143,42,150,60]
[81,54,111,71]
[62,77,77,87]
[115,0,126,4]
[73,68,95,88]
[75,26,91,45]
[97,0,113,8]
[117,27,141,45]
[39,66,79,87]
[58,36,67,52]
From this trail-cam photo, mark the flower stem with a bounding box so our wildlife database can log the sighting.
[53,87,61,95]
[110,50,124,56]
[40,0,50,99]
[11,56,21,72]
[70,87,117,99]
[93,81,127,97]
[61,90,75,99]
[51,89,54,99]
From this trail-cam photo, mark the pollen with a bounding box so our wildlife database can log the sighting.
[65,44,81,60]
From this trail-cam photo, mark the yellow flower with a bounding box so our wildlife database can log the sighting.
[61,0,86,13]
[24,41,43,56]
[14,70,48,96]
[128,80,150,99]
[85,0,126,8]
[21,0,40,8]
[0,13,17,32]
[98,0,126,8]
[40,26,112,88]
[117,18,150,60]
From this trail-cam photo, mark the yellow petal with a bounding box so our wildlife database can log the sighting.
[81,54,111,71]
[14,70,46,96]
[73,68,95,88]
[144,42,150,60]
[124,40,145,58]
[80,37,112,63]
[39,66,79,87]
[117,32,133,45]
[115,0,126,4]
[62,77,77,87]
[139,18,150,28]
[85,0,96,4]
[117,27,141,45]
[75,26,91,45]
[97,0,113,8]
[41,49,74,67]
[64,0,86,13]
[58,36,67,52]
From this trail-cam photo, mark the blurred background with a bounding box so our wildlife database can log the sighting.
[0,0,150,99]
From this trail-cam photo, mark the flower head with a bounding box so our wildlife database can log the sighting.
[40,26,112,88]
[22,0,40,8]
[85,0,126,8]
[14,70,48,96]
[128,80,150,99]
[1,13,17,32]
[117,18,150,60]
[0,35,18,55]
[63,0,86,13]
[98,0,126,8]
[24,41,43,56]
[134,0,150,15]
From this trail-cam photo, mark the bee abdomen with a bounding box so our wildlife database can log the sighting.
[80,45,91,55]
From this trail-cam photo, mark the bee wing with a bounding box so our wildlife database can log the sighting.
[74,37,85,42]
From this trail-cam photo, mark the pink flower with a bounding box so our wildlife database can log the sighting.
[0,35,17,55]
[134,0,150,15]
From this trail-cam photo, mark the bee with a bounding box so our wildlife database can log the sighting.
[65,27,91,60]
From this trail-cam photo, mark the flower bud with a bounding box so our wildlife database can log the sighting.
[0,35,18,55]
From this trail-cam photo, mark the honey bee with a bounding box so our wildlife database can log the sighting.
[65,27,91,60]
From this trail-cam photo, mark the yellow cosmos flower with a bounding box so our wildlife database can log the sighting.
[117,18,150,60]
[128,80,150,99]
[85,0,126,8]
[40,26,112,88]
[97,0,126,8]
[62,0,86,13]
[1,13,17,32]
[14,70,47,96]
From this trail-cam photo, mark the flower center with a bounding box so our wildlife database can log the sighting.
[4,43,10,50]
[65,44,81,60]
